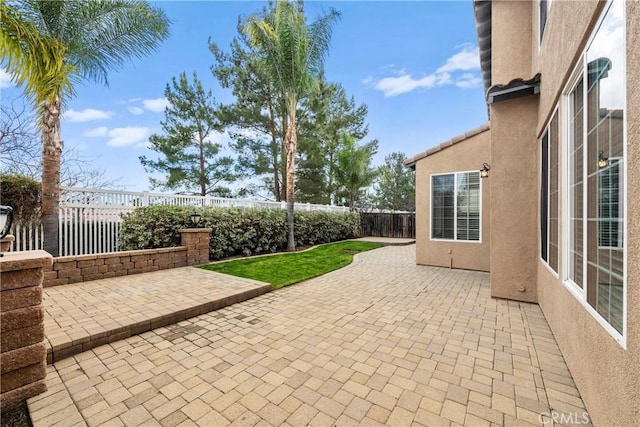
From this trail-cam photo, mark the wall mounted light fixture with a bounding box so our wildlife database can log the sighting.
[598,151,609,169]
[480,163,491,178]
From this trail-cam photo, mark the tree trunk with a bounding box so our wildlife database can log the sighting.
[41,98,63,256]
[270,129,281,202]
[280,113,288,202]
[268,99,281,202]
[198,130,206,196]
[285,114,296,252]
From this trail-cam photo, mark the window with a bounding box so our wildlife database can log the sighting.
[563,0,625,339]
[431,172,480,242]
[598,158,623,248]
[541,111,559,273]
[567,76,584,289]
[539,0,549,43]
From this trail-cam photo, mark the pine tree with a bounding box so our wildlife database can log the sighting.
[139,71,237,196]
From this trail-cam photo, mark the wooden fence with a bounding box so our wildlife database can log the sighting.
[360,212,416,239]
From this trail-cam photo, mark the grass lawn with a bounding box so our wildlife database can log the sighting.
[200,240,383,289]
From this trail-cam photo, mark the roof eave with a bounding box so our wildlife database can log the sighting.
[487,73,542,104]
[473,0,492,97]
[404,123,491,168]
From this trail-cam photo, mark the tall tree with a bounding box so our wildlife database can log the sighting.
[210,22,287,202]
[335,135,378,211]
[140,71,237,196]
[374,152,416,211]
[298,76,369,204]
[5,0,169,256]
[246,0,340,251]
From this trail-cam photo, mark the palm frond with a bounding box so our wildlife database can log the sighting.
[14,0,169,101]
[0,2,73,120]
[245,0,340,106]
[66,0,170,87]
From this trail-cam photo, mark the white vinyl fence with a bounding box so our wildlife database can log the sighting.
[10,186,349,256]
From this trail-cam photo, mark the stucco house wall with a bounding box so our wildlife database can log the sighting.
[408,1,639,424]
[531,1,640,425]
[409,125,491,272]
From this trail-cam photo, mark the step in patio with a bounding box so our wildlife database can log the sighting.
[43,266,271,364]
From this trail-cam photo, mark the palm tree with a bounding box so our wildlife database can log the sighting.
[6,0,169,256]
[245,0,340,251]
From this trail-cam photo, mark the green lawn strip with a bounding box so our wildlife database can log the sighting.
[200,241,383,289]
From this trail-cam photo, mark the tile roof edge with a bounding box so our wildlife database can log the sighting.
[404,123,490,167]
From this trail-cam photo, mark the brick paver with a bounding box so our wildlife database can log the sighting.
[43,267,271,363]
[29,244,590,426]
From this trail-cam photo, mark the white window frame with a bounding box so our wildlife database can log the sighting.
[540,106,560,278]
[561,0,627,347]
[430,170,482,243]
[562,66,584,298]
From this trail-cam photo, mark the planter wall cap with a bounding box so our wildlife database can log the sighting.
[179,228,212,233]
[0,251,53,272]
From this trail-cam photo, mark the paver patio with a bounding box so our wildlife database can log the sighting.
[43,267,271,363]
[29,244,589,426]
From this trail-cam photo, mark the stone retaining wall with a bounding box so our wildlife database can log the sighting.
[42,228,211,287]
[42,247,189,287]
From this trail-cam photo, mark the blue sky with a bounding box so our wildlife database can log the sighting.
[1,0,488,192]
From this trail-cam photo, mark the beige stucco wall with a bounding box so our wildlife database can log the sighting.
[491,0,533,85]
[414,129,491,272]
[533,1,640,425]
[534,0,605,134]
[489,96,539,303]
[488,0,540,307]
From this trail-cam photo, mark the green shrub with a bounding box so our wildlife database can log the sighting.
[0,174,41,223]
[118,205,361,260]
[118,205,189,250]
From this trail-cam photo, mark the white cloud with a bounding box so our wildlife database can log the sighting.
[366,44,482,97]
[142,97,170,113]
[83,126,108,137]
[374,71,452,97]
[128,106,144,115]
[204,131,228,146]
[455,73,483,89]
[64,108,113,122]
[106,127,152,147]
[0,69,13,88]
[436,44,480,73]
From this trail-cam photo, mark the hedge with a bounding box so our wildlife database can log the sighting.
[118,205,361,260]
[0,174,41,223]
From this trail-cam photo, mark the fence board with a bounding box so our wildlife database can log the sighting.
[360,213,416,239]
[10,186,350,255]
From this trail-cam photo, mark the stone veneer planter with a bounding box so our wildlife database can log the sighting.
[0,249,51,409]
[42,228,212,287]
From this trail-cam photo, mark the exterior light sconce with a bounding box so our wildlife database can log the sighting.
[189,210,202,227]
[598,151,609,169]
[480,163,491,178]
[0,205,14,257]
